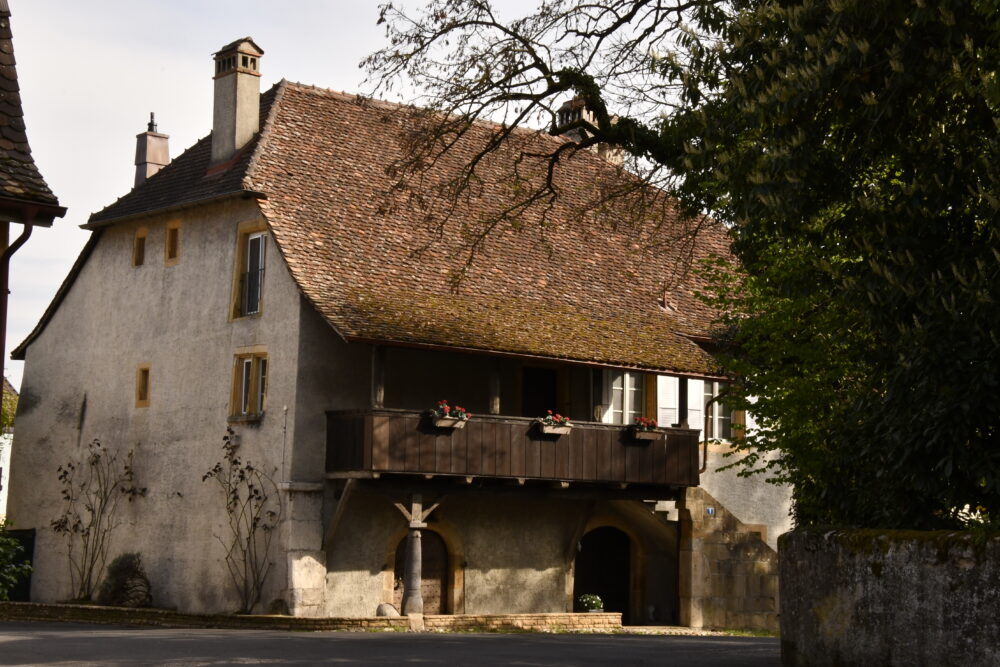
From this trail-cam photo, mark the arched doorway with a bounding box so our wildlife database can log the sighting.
[573,526,631,623]
[393,530,449,614]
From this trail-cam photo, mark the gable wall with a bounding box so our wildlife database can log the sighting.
[7,197,307,613]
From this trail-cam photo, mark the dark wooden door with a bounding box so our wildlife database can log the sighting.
[393,530,448,614]
[573,526,631,623]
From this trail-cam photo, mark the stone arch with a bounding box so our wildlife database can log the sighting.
[383,519,466,614]
[568,513,650,625]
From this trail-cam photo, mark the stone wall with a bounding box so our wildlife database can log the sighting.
[0,602,620,632]
[677,487,779,632]
[780,529,1000,666]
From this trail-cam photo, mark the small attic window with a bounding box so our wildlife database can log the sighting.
[250,57,257,70]
[242,55,249,68]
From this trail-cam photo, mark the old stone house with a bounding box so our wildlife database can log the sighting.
[7,38,790,629]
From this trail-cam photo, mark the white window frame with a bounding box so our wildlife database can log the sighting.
[601,369,644,425]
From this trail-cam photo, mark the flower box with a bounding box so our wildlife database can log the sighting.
[539,423,573,435]
[433,417,466,429]
[629,428,662,441]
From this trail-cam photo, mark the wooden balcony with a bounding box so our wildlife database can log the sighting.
[326,409,700,490]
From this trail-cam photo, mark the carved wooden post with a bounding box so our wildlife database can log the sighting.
[402,528,423,615]
[393,493,440,630]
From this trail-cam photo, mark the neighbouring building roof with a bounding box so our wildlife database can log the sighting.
[0,0,64,225]
[28,80,734,376]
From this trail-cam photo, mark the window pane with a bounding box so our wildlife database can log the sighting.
[257,358,267,414]
[241,359,252,414]
[626,372,644,423]
[611,372,624,423]
[133,235,145,266]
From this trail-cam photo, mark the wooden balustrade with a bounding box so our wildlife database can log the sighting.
[326,409,700,488]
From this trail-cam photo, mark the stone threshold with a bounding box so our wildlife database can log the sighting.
[0,602,623,633]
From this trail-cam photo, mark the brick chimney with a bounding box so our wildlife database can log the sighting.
[211,37,263,164]
[134,113,170,187]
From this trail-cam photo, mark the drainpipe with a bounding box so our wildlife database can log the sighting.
[0,221,33,386]
[699,394,719,474]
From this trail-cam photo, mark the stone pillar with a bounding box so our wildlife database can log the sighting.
[401,528,423,615]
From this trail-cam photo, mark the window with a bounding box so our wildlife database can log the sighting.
[601,369,645,424]
[132,228,147,266]
[232,224,267,318]
[135,365,150,407]
[164,221,180,265]
[231,351,267,419]
[704,381,745,441]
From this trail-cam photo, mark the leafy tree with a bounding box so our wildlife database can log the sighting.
[367,0,1000,529]
[1,380,17,432]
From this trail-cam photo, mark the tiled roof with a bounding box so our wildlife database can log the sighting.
[70,79,733,376]
[87,87,278,225]
[248,83,731,375]
[0,1,64,222]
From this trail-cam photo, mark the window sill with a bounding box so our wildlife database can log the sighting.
[228,413,264,425]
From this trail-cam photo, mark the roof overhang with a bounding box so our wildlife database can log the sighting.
[83,189,267,230]
[0,196,67,227]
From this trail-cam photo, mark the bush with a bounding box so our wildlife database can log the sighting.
[0,518,31,601]
[95,552,151,608]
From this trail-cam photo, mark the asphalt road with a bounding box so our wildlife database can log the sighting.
[0,622,778,666]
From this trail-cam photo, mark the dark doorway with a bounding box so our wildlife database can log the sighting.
[522,367,558,417]
[393,530,449,614]
[574,526,631,623]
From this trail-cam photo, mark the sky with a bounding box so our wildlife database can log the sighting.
[4,0,535,389]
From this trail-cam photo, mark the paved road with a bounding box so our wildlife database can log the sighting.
[0,622,778,666]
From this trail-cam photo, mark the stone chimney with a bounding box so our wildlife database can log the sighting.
[134,112,170,188]
[557,97,623,167]
[211,37,264,164]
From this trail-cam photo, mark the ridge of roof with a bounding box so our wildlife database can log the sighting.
[87,84,280,227]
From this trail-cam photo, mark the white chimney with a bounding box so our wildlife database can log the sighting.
[134,112,169,187]
[557,97,623,167]
[211,37,264,164]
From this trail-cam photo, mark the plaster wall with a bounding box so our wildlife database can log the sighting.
[698,442,793,551]
[323,485,679,622]
[7,199,304,613]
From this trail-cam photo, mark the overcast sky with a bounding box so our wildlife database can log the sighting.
[6,0,537,389]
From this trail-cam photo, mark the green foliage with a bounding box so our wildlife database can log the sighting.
[0,518,31,601]
[96,552,152,608]
[1,382,17,431]
[674,0,1000,529]
[368,0,1000,530]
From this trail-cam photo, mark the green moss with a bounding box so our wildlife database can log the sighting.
[792,528,1000,564]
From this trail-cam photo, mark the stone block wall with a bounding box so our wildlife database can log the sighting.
[678,487,779,631]
[780,529,1000,666]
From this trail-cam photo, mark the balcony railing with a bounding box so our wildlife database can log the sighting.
[326,409,700,489]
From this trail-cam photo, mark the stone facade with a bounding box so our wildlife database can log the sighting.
[780,529,1000,666]
[677,487,780,632]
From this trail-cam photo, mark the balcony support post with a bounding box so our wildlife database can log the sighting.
[489,360,501,415]
[393,493,441,625]
[371,345,385,408]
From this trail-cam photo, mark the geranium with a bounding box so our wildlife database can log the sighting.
[431,400,469,421]
[633,416,658,431]
[539,409,571,427]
